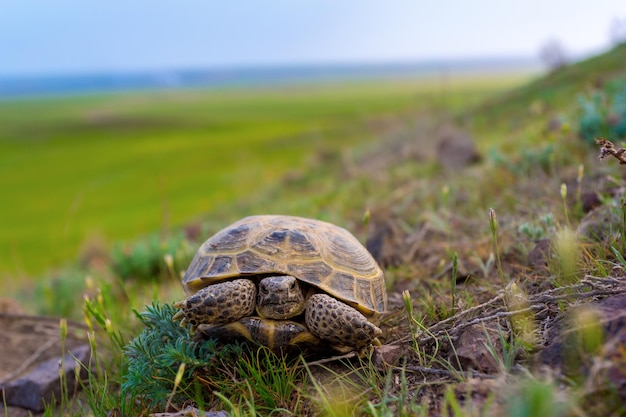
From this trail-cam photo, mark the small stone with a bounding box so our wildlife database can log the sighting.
[527,239,551,270]
[0,298,26,315]
[581,191,601,213]
[1,345,90,411]
[365,218,404,268]
[450,324,503,373]
[536,293,626,389]
[577,204,621,243]
[371,344,404,369]
[546,117,562,132]
[435,125,481,170]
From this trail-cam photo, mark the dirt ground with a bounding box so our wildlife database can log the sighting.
[0,312,89,416]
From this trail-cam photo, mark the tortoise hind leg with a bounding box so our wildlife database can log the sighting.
[305,294,382,350]
[173,279,256,330]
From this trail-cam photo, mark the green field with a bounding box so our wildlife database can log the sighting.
[0,75,526,276]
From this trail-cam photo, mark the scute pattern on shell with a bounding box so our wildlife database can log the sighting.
[183,215,386,315]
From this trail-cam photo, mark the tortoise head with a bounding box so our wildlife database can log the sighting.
[256,275,306,320]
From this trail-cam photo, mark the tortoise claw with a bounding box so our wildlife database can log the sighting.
[172,310,185,322]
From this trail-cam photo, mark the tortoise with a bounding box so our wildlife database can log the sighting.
[173,215,387,352]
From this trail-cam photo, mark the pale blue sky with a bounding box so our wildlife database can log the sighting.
[1,1,625,76]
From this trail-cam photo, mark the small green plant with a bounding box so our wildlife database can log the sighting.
[440,384,494,417]
[111,232,193,282]
[365,366,428,417]
[488,208,506,283]
[122,302,241,412]
[518,212,556,240]
[450,252,458,312]
[471,252,495,279]
[575,164,584,214]
[578,91,607,143]
[34,269,88,318]
[504,378,569,417]
[402,290,422,356]
[517,223,545,240]
[488,144,555,176]
[578,79,626,144]
[483,323,531,373]
[620,194,626,255]
[402,290,441,366]
[222,347,305,413]
[554,228,580,285]
[57,319,70,415]
[560,183,570,228]
[304,361,371,417]
[610,245,626,269]
[40,275,139,416]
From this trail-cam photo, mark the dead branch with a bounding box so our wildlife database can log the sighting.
[402,364,494,380]
[596,137,626,164]
[303,352,356,367]
[413,276,626,345]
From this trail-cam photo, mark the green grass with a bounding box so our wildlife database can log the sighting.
[469,42,626,146]
[9,45,626,417]
[0,75,526,276]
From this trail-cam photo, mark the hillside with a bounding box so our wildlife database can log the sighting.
[3,44,626,416]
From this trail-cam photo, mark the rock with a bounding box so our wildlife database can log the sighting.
[536,293,626,394]
[527,239,551,271]
[0,314,89,414]
[0,298,26,315]
[366,218,404,268]
[546,117,562,132]
[450,324,504,373]
[435,125,481,170]
[606,113,622,127]
[184,222,203,242]
[581,191,602,213]
[372,344,404,369]
[1,345,90,411]
[580,294,626,399]
[537,294,626,414]
[576,203,621,243]
[0,405,41,417]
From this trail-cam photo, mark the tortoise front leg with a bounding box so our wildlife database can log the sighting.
[304,294,382,349]
[173,279,256,330]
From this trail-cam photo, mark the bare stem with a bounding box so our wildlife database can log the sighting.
[596,137,626,164]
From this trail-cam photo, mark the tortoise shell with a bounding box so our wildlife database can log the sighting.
[182,215,386,316]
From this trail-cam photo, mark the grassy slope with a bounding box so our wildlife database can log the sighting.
[0,76,522,276]
[106,43,626,416]
[2,46,626,416]
[471,42,626,145]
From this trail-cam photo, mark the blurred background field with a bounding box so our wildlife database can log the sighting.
[0,74,528,277]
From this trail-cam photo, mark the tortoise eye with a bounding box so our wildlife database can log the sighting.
[289,281,297,290]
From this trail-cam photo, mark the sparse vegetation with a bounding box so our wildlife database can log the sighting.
[111,232,194,282]
[578,79,626,144]
[4,45,626,416]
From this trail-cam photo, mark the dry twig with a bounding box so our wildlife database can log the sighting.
[413,276,626,345]
[303,352,356,367]
[402,365,494,380]
[596,137,626,164]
